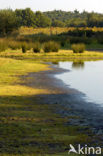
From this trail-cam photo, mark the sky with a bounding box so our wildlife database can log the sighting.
[0,0,103,13]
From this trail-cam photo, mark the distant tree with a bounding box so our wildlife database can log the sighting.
[0,9,19,35]
[74,9,79,15]
[52,20,65,27]
[87,12,103,27]
[66,18,87,27]
[44,10,88,27]
[15,8,36,27]
[35,11,51,27]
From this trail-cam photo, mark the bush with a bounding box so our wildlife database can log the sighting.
[26,42,34,50]
[0,41,8,52]
[43,41,60,53]
[0,39,9,52]
[61,41,66,47]
[33,42,41,53]
[21,43,27,53]
[71,43,85,53]
[52,42,60,52]
[9,41,21,50]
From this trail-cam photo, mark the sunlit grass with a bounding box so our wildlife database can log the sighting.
[1,49,103,60]
[0,85,49,96]
[0,57,49,85]
[0,57,96,155]
[19,26,103,36]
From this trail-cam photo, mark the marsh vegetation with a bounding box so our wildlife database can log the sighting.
[0,7,103,156]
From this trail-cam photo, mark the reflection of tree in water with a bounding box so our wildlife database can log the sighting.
[72,60,85,69]
[52,61,59,65]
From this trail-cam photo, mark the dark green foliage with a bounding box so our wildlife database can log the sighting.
[35,11,52,27]
[21,43,27,53]
[1,8,103,36]
[87,13,102,27]
[43,42,52,53]
[52,20,65,27]
[71,44,85,53]
[43,41,60,53]
[1,8,103,49]
[44,10,103,27]
[44,10,87,27]
[0,9,19,35]
[15,8,36,27]
[33,42,41,53]
[61,41,66,47]
[15,9,51,28]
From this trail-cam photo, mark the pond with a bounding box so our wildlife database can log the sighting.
[55,60,103,106]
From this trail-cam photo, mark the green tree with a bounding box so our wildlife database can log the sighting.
[35,11,51,27]
[0,9,19,35]
[87,13,101,27]
[52,20,65,27]
[15,8,36,27]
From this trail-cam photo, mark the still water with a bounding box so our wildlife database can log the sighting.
[55,60,103,105]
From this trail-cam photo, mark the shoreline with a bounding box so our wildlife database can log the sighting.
[23,62,103,134]
[24,62,103,134]
[0,57,103,154]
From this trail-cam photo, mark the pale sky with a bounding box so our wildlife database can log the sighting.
[0,0,103,13]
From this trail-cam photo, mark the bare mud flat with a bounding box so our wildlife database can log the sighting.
[22,63,103,135]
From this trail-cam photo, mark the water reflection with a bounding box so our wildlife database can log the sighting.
[51,61,59,65]
[55,60,103,105]
[72,60,85,69]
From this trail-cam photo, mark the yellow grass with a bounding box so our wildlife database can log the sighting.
[0,85,50,96]
[1,49,103,60]
[0,57,50,96]
[19,26,103,36]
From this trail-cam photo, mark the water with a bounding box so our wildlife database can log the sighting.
[55,60,103,105]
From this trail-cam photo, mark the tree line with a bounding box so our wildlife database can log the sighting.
[44,10,103,27]
[1,8,103,35]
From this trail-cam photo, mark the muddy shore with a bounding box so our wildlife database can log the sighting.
[22,62,103,135]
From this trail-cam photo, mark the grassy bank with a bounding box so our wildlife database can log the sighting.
[1,49,103,60]
[0,57,93,156]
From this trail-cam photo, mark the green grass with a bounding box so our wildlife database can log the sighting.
[86,43,103,50]
[0,57,49,85]
[1,49,103,60]
[0,57,99,155]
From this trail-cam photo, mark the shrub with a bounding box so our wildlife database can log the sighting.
[61,41,65,47]
[0,42,7,52]
[9,41,21,50]
[43,41,60,53]
[52,42,60,52]
[43,42,51,53]
[33,42,41,53]
[26,42,34,50]
[21,43,27,53]
[0,39,8,52]
[71,43,85,53]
